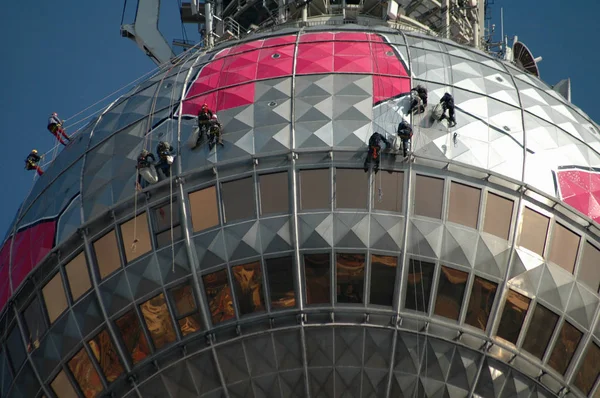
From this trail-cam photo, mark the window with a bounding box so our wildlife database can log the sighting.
[94,230,121,279]
[120,213,152,263]
[260,173,289,215]
[51,370,78,398]
[548,321,583,375]
[496,290,530,345]
[404,259,435,313]
[304,253,331,305]
[189,186,220,232]
[518,207,549,256]
[152,202,183,248]
[169,283,203,336]
[265,256,296,310]
[115,310,151,365]
[232,261,265,315]
[42,273,68,324]
[336,253,365,304]
[448,182,481,229]
[68,347,103,397]
[369,255,397,306]
[464,277,497,331]
[434,266,468,321]
[88,329,124,383]
[23,297,46,351]
[336,169,368,209]
[222,177,255,223]
[414,175,444,219]
[65,252,91,301]
[579,242,600,292]
[548,223,580,274]
[203,269,235,325]
[521,304,558,360]
[140,293,177,349]
[574,342,600,396]
[299,169,330,210]
[6,326,26,371]
[373,172,404,212]
[483,193,513,240]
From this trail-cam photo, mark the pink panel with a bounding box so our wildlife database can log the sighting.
[218,64,258,87]
[186,58,226,98]
[334,41,372,56]
[182,92,219,115]
[228,40,263,55]
[334,32,371,42]
[222,50,260,70]
[371,43,408,76]
[217,83,256,110]
[0,240,10,311]
[296,42,334,74]
[373,76,411,104]
[214,48,232,59]
[262,35,297,47]
[334,55,372,73]
[557,169,600,223]
[257,45,295,80]
[299,32,335,43]
[11,221,56,290]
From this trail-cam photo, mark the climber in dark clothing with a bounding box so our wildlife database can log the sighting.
[440,92,457,127]
[198,104,214,130]
[47,112,70,146]
[397,120,413,158]
[409,85,428,114]
[25,150,44,176]
[364,132,391,173]
[155,141,175,178]
[135,150,157,189]
[207,115,224,150]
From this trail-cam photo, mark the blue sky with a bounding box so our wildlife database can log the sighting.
[0,0,598,236]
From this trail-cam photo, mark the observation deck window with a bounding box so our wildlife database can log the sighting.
[232,261,265,316]
[304,253,331,305]
[120,212,152,263]
[94,230,121,280]
[483,193,513,240]
[23,297,46,351]
[464,276,497,331]
[518,207,549,257]
[335,169,368,209]
[169,282,203,336]
[548,320,583,375]
[202,269,235,325]
[574,342,600,395]
[189,185,220,233]
[404,259,435,313]
[448,182,481,229]
[299,169,330,210]
[265,256,296,310]
[369,254,397,307]
[434,266,468,321]
[89,329,124,383]
[51,370,78,398]
[373,172,404,213]
[65,252,91,301]
[68,347,102,397]
[222,177,256,223]
[548,223,580,274]
[496,290,530,345]
[259,172,289,215]
[42,272,68,324]
[521,303,559,360]
[152,201,182,249]
[336,253,365,304]
[414,175,444,219]
[115,310,150,365]
[579,242,600,293]
[140,293,177,350]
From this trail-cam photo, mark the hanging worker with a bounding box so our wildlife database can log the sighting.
[396,120,413,158]
[155,141,175,178]
[136,149,158,189]
[364,132,391,174]
[195,103,216,147]
[439,92,457,127]
[207,114,224,150]
[409,85,428,115]
[25,150,44,176]
[47,112,70,146]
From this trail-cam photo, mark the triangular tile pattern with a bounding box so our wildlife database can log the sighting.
[260,217,292,253]
[308,367,334,397]
[72,293,104,338]
[447,346,481,392]
[224,221,261,261]
[361,368,389,397]
[279,369,306,397]
[501,370,537,398]
[440,225,478,268]
[49,311,82,358]
[55,194,82,245]
[411,48,452,84]
[274,330,303,370]
[138,375,171,398]
[508,248,545,293]
[156,241,192,283]
[536,263,574,312]
[335,327,363,367]
[474,357,509,397]
[244,334,277,377]
[370,214,404,251]
[12,363,41,398]
[567,283,598,329]
[162,361,200,397]
[253,373,281,397]
[306,328,334,367]
[216,342,250,385]
[408,219,443,258]
[299,213,333,248]
[334,213,369,248]
[334,367,361,397]
[227,380,254,398]
[364,329,394,370]
[474,233,511,278]
[125,253,163,299]
[419,339,455,383]
[31,335,61,382]
[194,229,228,270]
[99,270,134,316]
[187,353,223,395]
[332,75,373,148]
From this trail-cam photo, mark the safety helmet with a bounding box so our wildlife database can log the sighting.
[32,149,38,154]
[211,114,218,120]
[52,112,58,116]
[201,103,208,109]
[141,149,149,155]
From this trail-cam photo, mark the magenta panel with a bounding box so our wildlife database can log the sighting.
[182,82,256,115]
[299,32,335,43]
[296,42,335,74]
[557,168,600,223]
[219,51,260,87]
[10,221,56,290]
[334,55,373,73]
[334,32,372,42]
[373,76,411,104]
[0,240,11,310]
[334,41,372,56]
[228,40,263,55]
[257,45,295,79]
[213,48,232,60]
[262,35,297,47]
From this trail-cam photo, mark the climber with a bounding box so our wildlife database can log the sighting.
[409,85,428,115]
[155,141,175,178]
[136,149,158,189]
[198,104,214,131]
[396,120,413,158]
[207,114,224,150]
[25,150,44,176]
[364,132,391,174]
[439,92,457,127]
[47,112,70,146]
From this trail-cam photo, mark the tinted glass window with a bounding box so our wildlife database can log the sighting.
[373,172,404,212]
[518,207,549,256]
[464,277,497,331]
[232,261,265,316]
[299,169,330,210]
[265,256,296,310]
[336,169,368,209]
[153,202,183,248]
[579,242,600,292]
[65,252,91,301]
[68,347,103,397]
[89,329,124,383]
[203,270,235,325]
[483,193,513,240]
[115,310,151,365]
[369,255,397,306]
[447,182,481,229]
[434,266,468,321]
[548,223,580,274]
[496,290,530,345]
[404,259,435,313]
[140,293,177,349]
[574,342,600,396]
[24,297,47,349]
[169,283,202,336]
[189,186,220,232]
[222,177,255,223]
[414,175,444,219]
[336,253,365,304]
[548,321,583,375]
[304,253,331,305]
[42,272,68,324]
[6,326,26,370]
[51,370,78,398]
[156,226,183,248]
[260,173,289,215]
[521,304,558,360]
[121,212,152,262]
[94,230,121,279]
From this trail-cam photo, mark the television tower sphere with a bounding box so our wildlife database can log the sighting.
[3,4,600,398]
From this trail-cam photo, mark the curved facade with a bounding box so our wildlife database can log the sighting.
[3,25,600,397]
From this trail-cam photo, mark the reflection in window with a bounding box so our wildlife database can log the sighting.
[94,230,121,279]
[140,293,177,349]
[496,290,530,345]
[222,177,255,223]
[521,304,558,360]
[152,201,182,249]
[120,212,152,263]
[374,172,403,212]
[414,175,444,219]
[265,256,296,310]
[89,330,124,383]
[483,193,513,240]
[465,277,497,331]
[189,186,220,233]
[24,297,46,351]
[68,347,103,398]
[304,253,331,305]
[579,242,600,292]
[448,182,481,229]
[548,223,580,274]
[42,272,68,324]
[299,169,330,210]
[115,310,151,365]
[370,255,397,306]
[203,270,235,325]
[169,283,202,336]
[434,266,468,321]
[260,173,289,215]
[518,207,549,256]
[548,321,583,375]
[65,252,91,301]
[336,253,365,304]
[336,169,368,209]
[232,262,265,315]
[574,342,600,396]
[51,370,78,398]
[404,259,435,313]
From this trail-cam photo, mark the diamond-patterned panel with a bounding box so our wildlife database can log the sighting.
[163,361,200,398]
[157,241,192,283]
[187,352,223,395]
[194,229,228,270]
[55,194,82,245]
[334,213,369,248]
[259,217,292,253]
[306,328,334,367]
[332,75,373,148]
[299,213,333,249]
[125,253,163,299]
[224,221,261,261]
[370,214,404,251]
[99,270,134,316]
[72,292,104,338]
